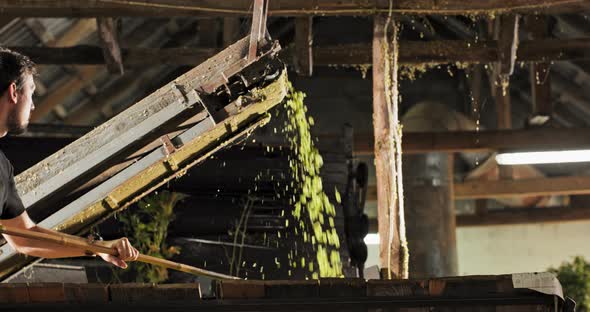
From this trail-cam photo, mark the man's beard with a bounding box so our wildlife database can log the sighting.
[7,109,27,135]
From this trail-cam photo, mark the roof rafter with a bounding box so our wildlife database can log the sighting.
[0,0,587,17]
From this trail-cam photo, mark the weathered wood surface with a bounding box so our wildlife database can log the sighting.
[455,176,590,199]
[96,18,124,74]
[0,0,585,16]
[0,65,288,281]
[373,15,402,278]
[457,205,590,226]
[11,38,590,67]
[351,128,590,155]
[14,35,266,209]
[368,175,590,200]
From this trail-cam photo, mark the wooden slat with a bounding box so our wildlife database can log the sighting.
[455,176,590,199]
[350,128,590,155]
[457,206,590,226]
[369,175,590,200]
[371,206,590,228]
[0,0,586,16]
[96,18,124,74]
[12,38,590,67]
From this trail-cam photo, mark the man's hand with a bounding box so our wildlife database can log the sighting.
[96,237,140,269]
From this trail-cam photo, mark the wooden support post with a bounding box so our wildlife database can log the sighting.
[493,15,519,178]
[526,15,552,125]
[96,18,124,75]
[11,38,590,67]
[373,15,402,278]
[295,17,313,76]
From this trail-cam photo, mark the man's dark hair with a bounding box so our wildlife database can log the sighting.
[0,48,36,95]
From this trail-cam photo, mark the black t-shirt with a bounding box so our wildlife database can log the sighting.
[0,151,25,219]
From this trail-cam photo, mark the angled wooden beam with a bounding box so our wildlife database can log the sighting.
[30,18,99,122]
[31,66,102,122]
[13,38,590,68]
[51,18,96,47]
[372,205,590,229]
[23,19,55,43]
[294,17,313,76]
[455,176,590,199]
[96,18,124,75]
[457,206,590,227]
[350,128,590,155]
[0,0,586,17]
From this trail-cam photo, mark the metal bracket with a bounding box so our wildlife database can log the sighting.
[160,135,177,156]
[172,83,202,108]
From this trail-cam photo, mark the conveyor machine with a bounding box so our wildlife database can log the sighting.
[0,0,288,281]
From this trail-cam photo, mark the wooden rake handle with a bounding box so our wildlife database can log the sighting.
[0,225,239,280]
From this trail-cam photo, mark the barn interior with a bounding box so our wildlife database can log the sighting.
[0,1,587,311]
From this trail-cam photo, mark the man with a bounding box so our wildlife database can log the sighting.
[0,48,139,269]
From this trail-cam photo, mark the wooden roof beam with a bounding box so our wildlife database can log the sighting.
[370,206,590,229]
[350,127,590,155]
[0,0,587,16]
[367,175,590,201]
[455,176,590,199]
[12,38,590,67]
[457,205,590,227]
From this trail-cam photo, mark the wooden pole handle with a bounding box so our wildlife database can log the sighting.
[0,225,240,280]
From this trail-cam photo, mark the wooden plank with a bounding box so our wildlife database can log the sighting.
[373,14,401,278]
[349,128,590,155]
[0,65,287,281]
[294,17,313,76]
[15,35,267,211]
[12,38,590,67]
[0,0,586,16]
[96,18,124,74]
[368,175,590,201]
[455,176,590,199]
[457,206,590,227]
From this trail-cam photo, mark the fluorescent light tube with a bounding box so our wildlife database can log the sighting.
[496,150,590,165]
[364,233,380,245]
